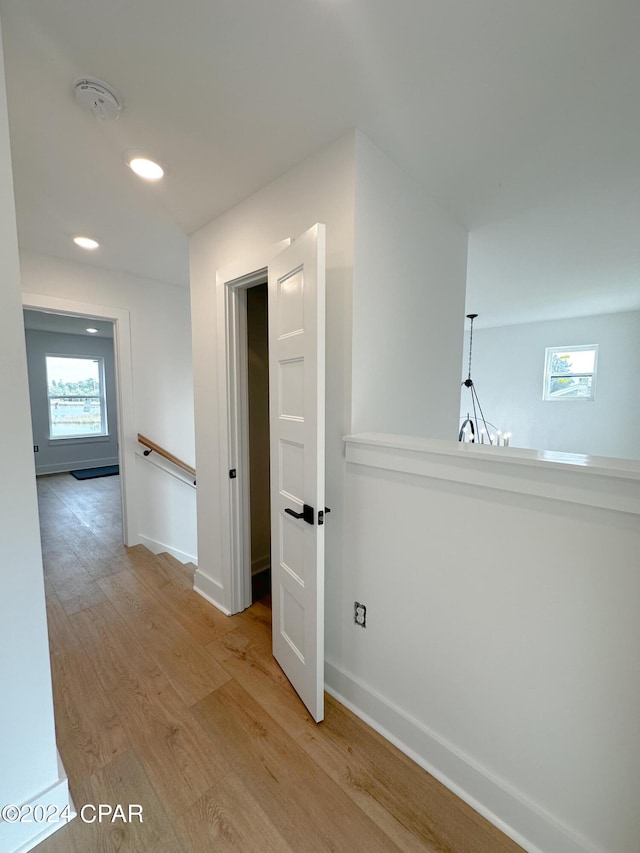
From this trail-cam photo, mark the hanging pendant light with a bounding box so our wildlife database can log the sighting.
[459,314,508,446]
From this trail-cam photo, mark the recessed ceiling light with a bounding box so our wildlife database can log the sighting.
[86,327,99,334]
[73,235,99,250]
[127,156,164,181]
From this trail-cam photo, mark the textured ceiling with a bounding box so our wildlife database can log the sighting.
[2,0,639,325]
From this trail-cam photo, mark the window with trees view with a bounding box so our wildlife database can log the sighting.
[543,345,598,401]
[46,355,108,439]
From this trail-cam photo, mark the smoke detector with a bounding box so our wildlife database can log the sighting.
[74,78,121,121]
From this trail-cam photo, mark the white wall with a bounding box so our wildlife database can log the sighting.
[460,311,640,458]
[190,127,640,853]
[19,250,197,562]
[25,329,118,474]
[190,129,468,609]
[0,22,68,852]
[189,131,356,610]
[191,130,629,851]
[352,133,468,438]
[135,455,197,564]
[338,439,640,853]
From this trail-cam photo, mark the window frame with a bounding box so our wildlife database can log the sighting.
[542,344,598,402]
[45,353,109,440]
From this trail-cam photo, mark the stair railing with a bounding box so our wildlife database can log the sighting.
[137,433,196,485]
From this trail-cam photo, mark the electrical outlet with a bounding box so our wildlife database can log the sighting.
[354,601,366,628]
[33,445,39,452]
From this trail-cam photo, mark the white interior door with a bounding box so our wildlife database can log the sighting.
[268,223,326,723]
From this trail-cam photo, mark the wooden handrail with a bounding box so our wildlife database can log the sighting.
[137,433,196,480]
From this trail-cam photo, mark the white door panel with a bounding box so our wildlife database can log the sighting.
[268,223,326,723]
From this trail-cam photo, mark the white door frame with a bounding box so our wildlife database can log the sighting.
[22,292,138,546]
[216,241,291,614]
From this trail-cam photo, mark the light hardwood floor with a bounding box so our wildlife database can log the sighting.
[34,472,524,852]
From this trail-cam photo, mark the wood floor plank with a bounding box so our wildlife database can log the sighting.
[155,551,197,583]
[233,599,273,648]
[89,525,125,552]
[54,574,107,616]
[206,617,475,851]
[70,601,230,819]
[75,749,184,852]
[174,771,294,853]
[51,649,130,780]
[128,553,239,645]
[43,576,57,601]
[81,554,129,580]
[34,750,183,853]
[34,473,528,853]
[43,547,107,615]
[298,695,524,853]
[124,544,192,588]
[41,546,87,578]
[191,680,402,853]
[39,504,77,527]
[208,623,313,740]
[62,527,116,564]
[97,569,231,705]
[154,551,189,572]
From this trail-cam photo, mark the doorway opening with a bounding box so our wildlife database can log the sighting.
[22,306,130,609]
[23,310,118,471]
[215,226,325,721]
[21,292,137,547]
[212,240,291,616]
[217,265,277,616]
[246,283,271,604]
[22,308,125,535]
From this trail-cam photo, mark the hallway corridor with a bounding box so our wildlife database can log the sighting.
[34,473,523,852]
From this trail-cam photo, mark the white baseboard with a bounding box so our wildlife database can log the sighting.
[324,661,604,853]
[36,457,119,476]
[2,751,75,853]
[193,569,232,616]
[251,555,270,576]
[138,534,196,565]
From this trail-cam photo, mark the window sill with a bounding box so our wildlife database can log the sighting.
[542,396,595,402]
[48,435,111,446]
[344,432,640,516]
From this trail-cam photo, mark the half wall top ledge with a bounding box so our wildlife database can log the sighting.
[344,433,640,517]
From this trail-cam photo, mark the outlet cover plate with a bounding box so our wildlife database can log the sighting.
[354,601,366,628]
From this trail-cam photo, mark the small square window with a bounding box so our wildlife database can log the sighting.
[46,355,109,439]
[543,345,598,401]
